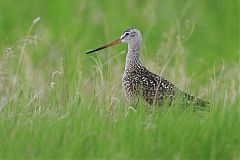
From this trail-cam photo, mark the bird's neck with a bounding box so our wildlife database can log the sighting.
[125,41,143,72]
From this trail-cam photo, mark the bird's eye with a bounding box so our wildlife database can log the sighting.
[125,32,129,36]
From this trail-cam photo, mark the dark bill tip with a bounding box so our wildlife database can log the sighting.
[85,39,121,54]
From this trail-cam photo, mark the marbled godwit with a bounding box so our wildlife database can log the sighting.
[86,28,209,107]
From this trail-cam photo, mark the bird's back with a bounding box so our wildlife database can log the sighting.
[122,65,209,107]
[122,64,176,105]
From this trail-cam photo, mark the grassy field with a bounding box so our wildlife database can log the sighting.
[0,0,239,159]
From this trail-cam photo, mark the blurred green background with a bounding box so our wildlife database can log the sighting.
[0,0,238,91]
[0,0,239,159]
[0,0,238,61]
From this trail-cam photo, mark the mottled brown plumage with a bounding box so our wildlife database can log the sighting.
[86,28,209,107]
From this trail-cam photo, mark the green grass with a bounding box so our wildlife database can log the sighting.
[0,0,239,159]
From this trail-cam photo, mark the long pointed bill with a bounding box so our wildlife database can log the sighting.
[85,39,121,54]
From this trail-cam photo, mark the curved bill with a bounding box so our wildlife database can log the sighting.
[85,39,121,54]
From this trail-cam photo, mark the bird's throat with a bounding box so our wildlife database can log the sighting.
[125,43,142,72]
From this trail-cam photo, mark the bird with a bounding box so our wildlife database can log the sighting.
[85,28,209,107]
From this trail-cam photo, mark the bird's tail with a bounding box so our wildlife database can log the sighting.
[178,91,210,108]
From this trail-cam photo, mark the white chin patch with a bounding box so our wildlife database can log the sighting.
[121,39,127,43]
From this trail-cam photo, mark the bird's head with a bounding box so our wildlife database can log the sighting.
[85,28,141,54]
[120,28,141,44]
